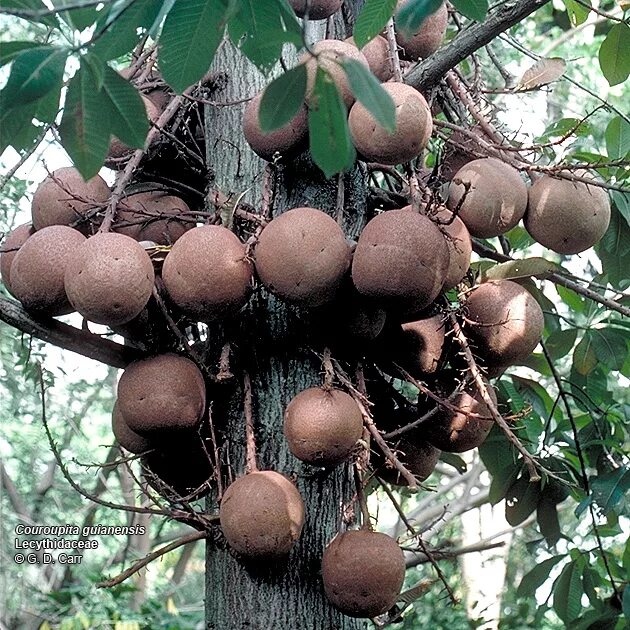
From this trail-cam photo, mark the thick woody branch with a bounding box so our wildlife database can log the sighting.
[0,295,141,368]
[405,0,552,92]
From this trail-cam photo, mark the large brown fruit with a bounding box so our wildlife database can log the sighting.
[111,402,153,454]
[447,158,528,238]
[465,280,544,367]
[345,35,393,82]
[1,223,34,297]
[301,40,369,107]
[284,387,363,467]
[289,0,342,18]
[525,173,611,254]
[322,530,405,618]
[115,190,193,244]
[376,438,441,485]
[10,226,86,316]
[349,83,432,165]
[254,207,351,307]
[31,167,110,234]
[426,382,497,452]
[64,233,155,326]
[396,1,448,59]
[220,471,305,559]
[243,92,308,161]
[117,353,206,435]
[352,209,449,312]
[162,225,252,321]
[398,314,446,375]
[107,96,160,162]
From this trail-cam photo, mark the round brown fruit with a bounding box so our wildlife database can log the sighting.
[220,471,305,559]
[9,226,86,316]
[398,314,446,375]
[117,353,206,435]
[345,35,393,82]
[254,207,351,307]
[1,223,35,298]
[107,96,160,162]
[115,190,193,245]
[322,529,405,618]
[243,92,308,161]
[64,232,154,326]
[284,387,363,467]
[289,0,342,18]
[111,402,153,454]
[352,209,449,313]
[349,82,432,165]
[162,225,252,321]
[447,157,528,238]
[465,279,544,367]
[426,382,497,452]
[31,167,110,234]
[396,1,448,59]
[301,40,369,107]
[525,172,611,254]
[376,438,441,485]
[430,207,472,290]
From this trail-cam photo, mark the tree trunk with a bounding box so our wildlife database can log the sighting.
[203,6,369,630]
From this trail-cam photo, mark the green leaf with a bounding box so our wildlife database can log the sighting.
[537,497,561,546]
[0,41,41,67]
[556,284,585,312]
[0,102,39,153]
[91,0,162,62]
[598,23,630,87]
[1,0,60,28]
[623,584,630,619]
[308,67,356,178]
[353,0,397,48]
[258,64,307,133]
[591,467,630,514]
[479,424,517,477]
[101,66,149,149]
[58,63,111,179]
[505,475,541,526]
[439,452,467,474]
[564,0,590,26]
[517,555,565,598]
[590,328,628,371]
[482,257,558,282]
[52,0,100,31]
[553,559,583,623]
[545,328,578,360]
[342,58,396,133]
[395,0,443,37]
[159,0,228,93]
[450,0,488,22]
[596,208,630,289]
[573,333,598,375]
[1,46,68,109]
[605,116,630,160]
[489,464,520,505]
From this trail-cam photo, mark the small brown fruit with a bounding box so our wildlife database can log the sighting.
[525,172,611,254]
[107,96,160,162]
[301,40,369,107]
[398,314,446,375]
[220,471,305,559]
[465,279,544,367]
[243,92,308,161]
[254,207,351,307]
[322,530,405,618]
[31,167,110,234]
[352,209,449,312]
[426,382,497,452]
[111,402,153,454]
[284,387,363,467]
[115,190,193,244]
[349,83,432,165]
[162,225,252,321]
[117,353,206,435]
[10,226,86,316]
[396,1,448,59]
[376,438,441,485]
[345,35,393,82]
[64,233,155,326]
[289,0,342,19]
[1,223,34,297]
[447,158,528,238]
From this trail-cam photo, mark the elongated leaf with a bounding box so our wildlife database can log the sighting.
[573,333,597,375]
[482,257,558,282]
[590,327,628,371]
[537,497,561,546]
[564,0,590,26]
[451,0,488,21]
[553,559,583,623]
[623,584,630,620]
[58,63,111,179]
[1,46,68,109]
[591,467,630,514]
[1,0,60,28]
[517,555,565,598]
[516,57,566,90]
[160,0,229,93]
[0,41,41,67]
[259,64,307,133]
[342,59,395,132]
[598,23,630,87]
[308,67,356,178]
[545,328,577,360]
[353,0,397,48]
[505,475,541,526]
[52,0,99,31]
[605,116,630,159]
[396,0,443,37]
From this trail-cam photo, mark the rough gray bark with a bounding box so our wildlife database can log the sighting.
[203,7,369,630]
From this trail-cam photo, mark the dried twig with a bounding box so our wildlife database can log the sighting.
[243,371,258,474]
